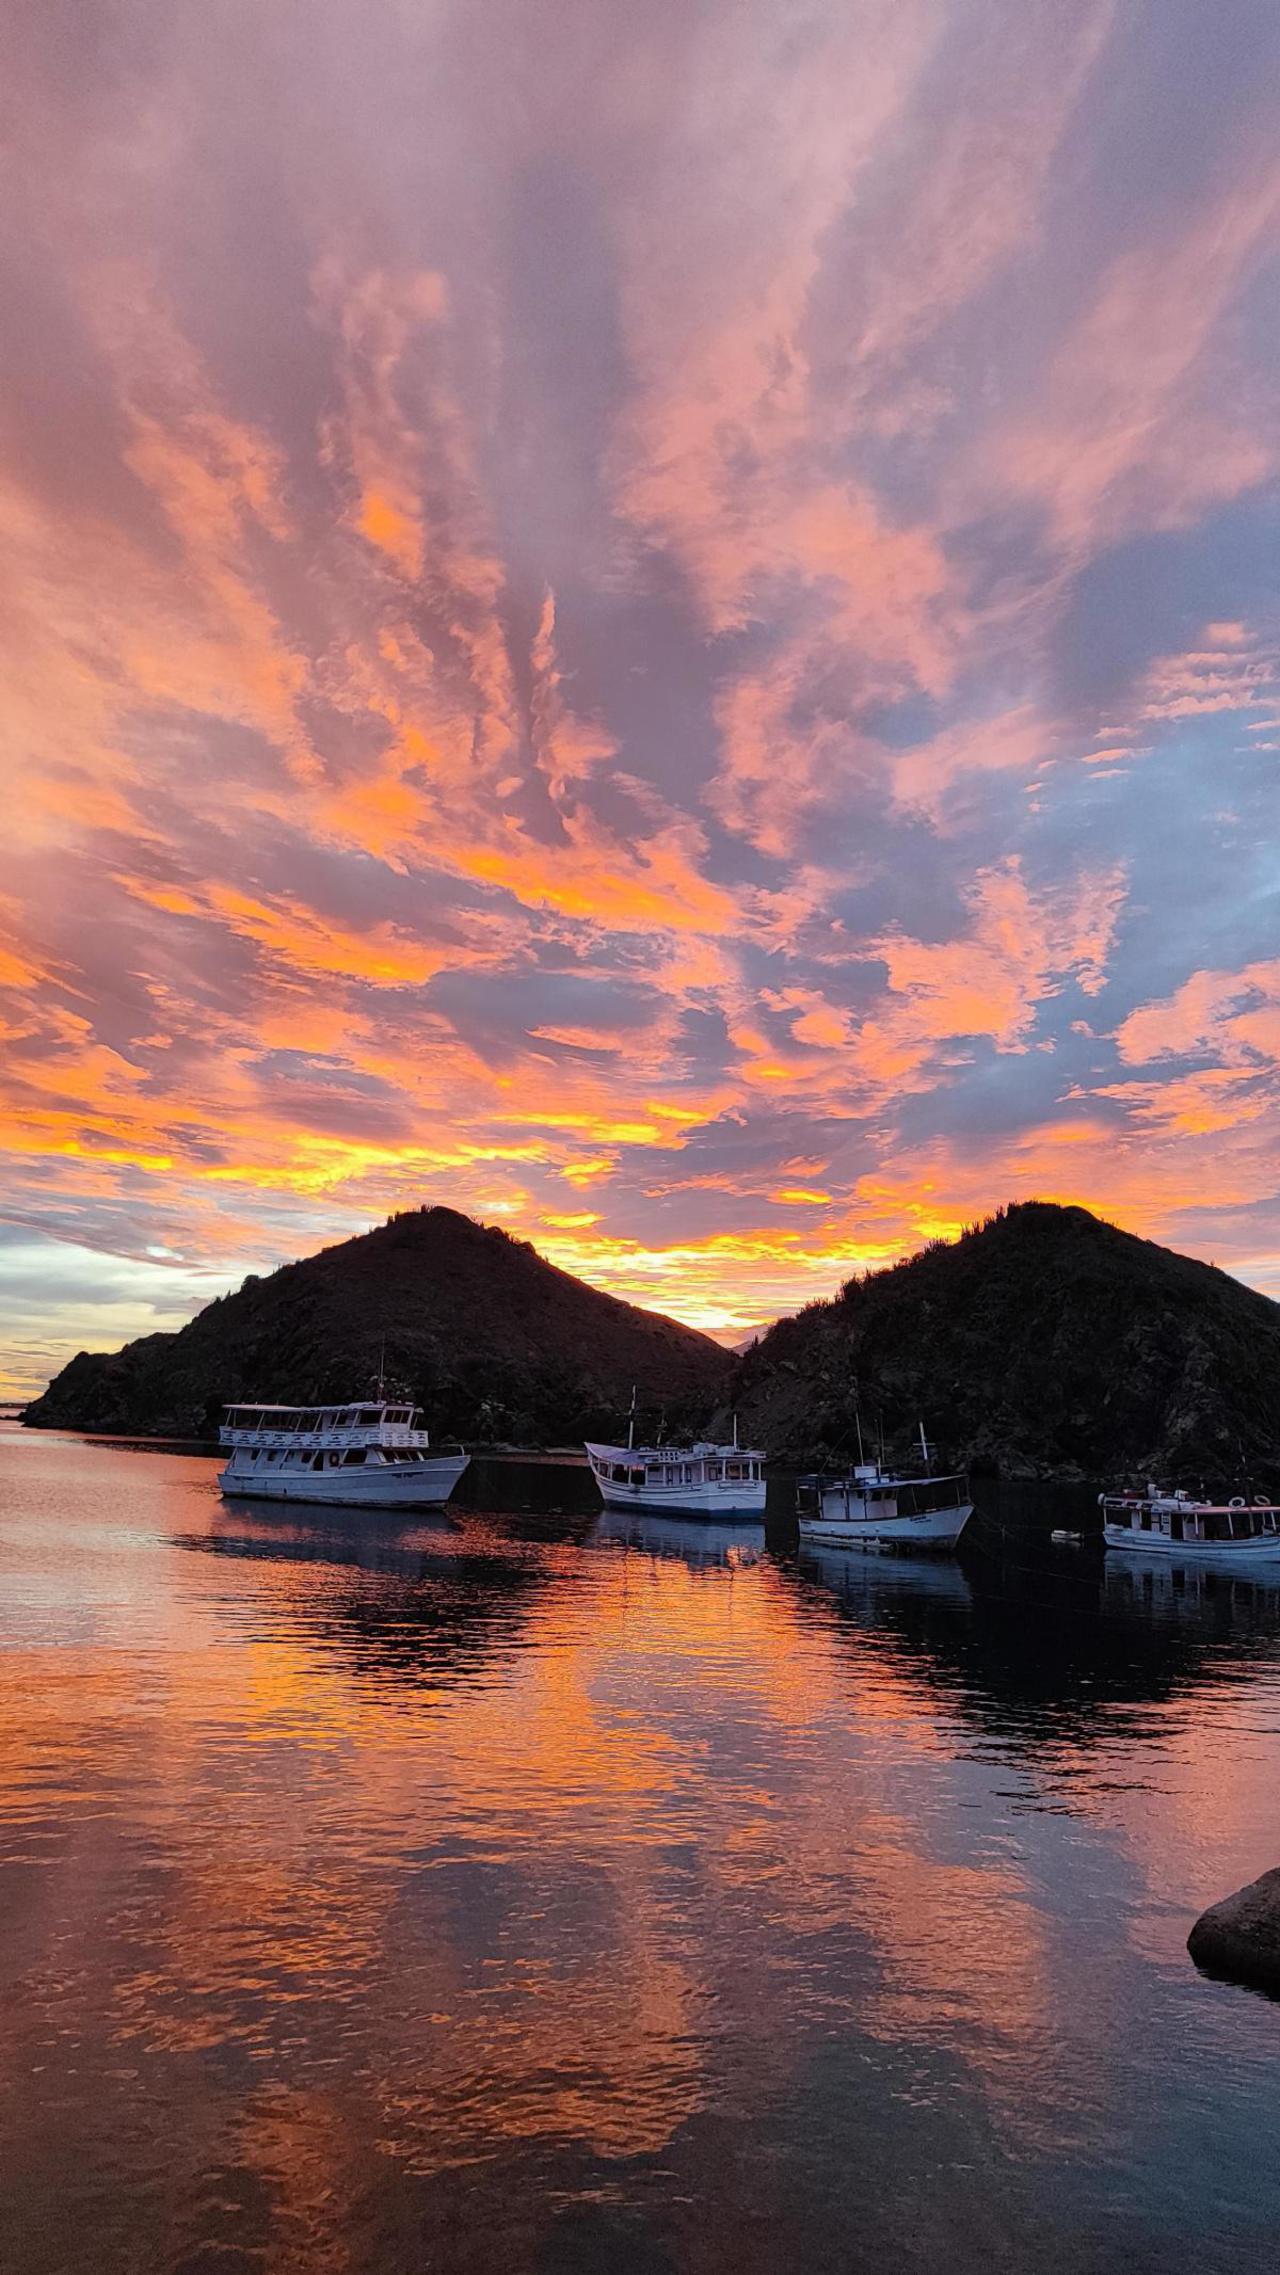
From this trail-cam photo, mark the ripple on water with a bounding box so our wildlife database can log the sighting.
[3,1431,1280,2274]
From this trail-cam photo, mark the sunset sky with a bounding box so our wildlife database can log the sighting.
[3,0,1279,1397]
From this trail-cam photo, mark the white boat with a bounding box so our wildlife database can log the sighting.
[584,1413,766,1517]
[1100,1486,1280,1563]
[796,1462,973,1552]
[217,1399,469,1507]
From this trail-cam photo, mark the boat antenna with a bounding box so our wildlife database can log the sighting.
[376,1337,386,1402]
[627,1384,636,1453]
[854,1405,865,1469]
[919,1418,929,1468]
[732,1410,739,1450]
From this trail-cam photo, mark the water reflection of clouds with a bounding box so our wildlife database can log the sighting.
[8,1444,1280,2268]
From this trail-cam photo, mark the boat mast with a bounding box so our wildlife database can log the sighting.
[919,1418,929,1467]
[627,1385,636,1453]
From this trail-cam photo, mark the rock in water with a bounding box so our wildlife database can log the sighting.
[1188,1868,1280,1992]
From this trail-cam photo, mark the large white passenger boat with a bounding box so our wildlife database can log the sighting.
[1100,1486,1280,1563]
[217,1400,469,1508]
[585,1419,766,1517]
[796,1462,973,1552]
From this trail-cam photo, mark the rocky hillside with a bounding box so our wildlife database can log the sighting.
[733,1202,1280,1486]
[24,1207,730,1444]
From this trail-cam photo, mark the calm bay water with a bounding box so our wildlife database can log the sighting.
[3,1426,1280,2273]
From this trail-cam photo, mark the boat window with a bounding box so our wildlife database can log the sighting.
[342,1448,366,1465]
[312,1452,325,1470]
[358,1409,379,1426]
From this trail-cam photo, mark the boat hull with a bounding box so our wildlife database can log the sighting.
[217,1454,469,1508]
[594,1478,766,1517]
[1103,1522,1280,1564]
[798,1502,973,1552]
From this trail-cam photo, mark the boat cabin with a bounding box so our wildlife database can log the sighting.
[589,1441,763,1488]
[222,1401,420,1443]
[219,1401,443,1478]
[799,1466,970,1521]
[594,1447,763,1490]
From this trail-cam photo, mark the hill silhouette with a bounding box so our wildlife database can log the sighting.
[733,1202,1280,1486]
[24,1207,730,1444]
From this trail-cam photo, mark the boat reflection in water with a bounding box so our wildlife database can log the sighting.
[797,1537,974,1611]
[173,1495,563,1698]
[10,1430,1280,2275]
[1102,1551,1280,1629]
[592,1504,766,1569]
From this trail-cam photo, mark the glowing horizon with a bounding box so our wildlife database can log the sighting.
[3,1,1279,1399]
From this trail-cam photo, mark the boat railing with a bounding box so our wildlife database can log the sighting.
[220,1422,428,1451]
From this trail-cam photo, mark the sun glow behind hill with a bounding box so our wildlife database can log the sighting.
[2,1,1280,1398]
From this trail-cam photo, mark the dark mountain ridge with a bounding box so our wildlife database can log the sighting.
[733,1202,1280,1487]
[24,1207,730,1444]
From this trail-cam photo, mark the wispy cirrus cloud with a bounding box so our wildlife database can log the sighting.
[1,0,1279,1393]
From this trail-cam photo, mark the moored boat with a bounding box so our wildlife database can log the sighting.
[217,1399,469,1507]
[585,1440,766,1517]
[1100,1485,1280,1562]
[585,1401,766,1516]
[796,1460,973,1552]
